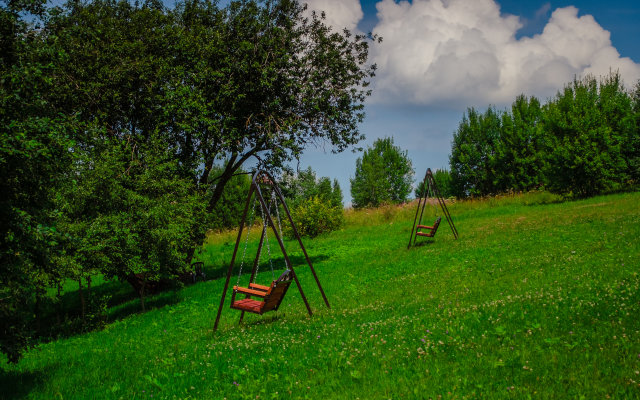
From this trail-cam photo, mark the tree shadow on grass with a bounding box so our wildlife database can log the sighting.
[262,254,330,270]
[107,289,181,322]
[202,254,330,282]
[243,313,282,327]
[0,364,57,400]
[36,279,182,343]
[411,240,435,248]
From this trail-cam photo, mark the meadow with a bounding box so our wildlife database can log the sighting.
[2,191,640,399]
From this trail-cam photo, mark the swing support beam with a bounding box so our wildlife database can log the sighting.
[214,170,330,331]
[408,168,459,249]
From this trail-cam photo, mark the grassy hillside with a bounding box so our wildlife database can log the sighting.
[2,191,640,399]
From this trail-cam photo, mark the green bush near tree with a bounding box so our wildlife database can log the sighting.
[284,196,344,238]
[280,166,344,237]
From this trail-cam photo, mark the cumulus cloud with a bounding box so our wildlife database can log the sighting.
[302,0,363,32]
[370,0,640,107]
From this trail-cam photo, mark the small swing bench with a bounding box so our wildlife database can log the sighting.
[230,270,293,315]
[416,216,441,238]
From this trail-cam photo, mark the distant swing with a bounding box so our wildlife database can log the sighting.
[408,168,459,248]
[213,170,330,331]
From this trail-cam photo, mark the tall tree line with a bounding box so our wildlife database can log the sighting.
[1,0,375,363]
[450,72,640,198]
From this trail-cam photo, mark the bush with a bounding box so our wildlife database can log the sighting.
[285,197,344,238]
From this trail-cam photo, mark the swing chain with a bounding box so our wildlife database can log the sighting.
[254,198,271,281]
[272,189,285,242]
[261,194,276,281]
[236,195,256,286]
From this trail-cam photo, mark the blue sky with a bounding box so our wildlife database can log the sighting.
[296,0,640,205]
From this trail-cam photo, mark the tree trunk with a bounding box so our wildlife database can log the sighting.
[78,278,85,321]
[185,148,259,265]
[34,289,41,334]
[185,156,239,264]
[87,276,92,302]
[56,284,62,326]
[139,280,146,312]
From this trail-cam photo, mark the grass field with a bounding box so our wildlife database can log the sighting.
[2,191,640,399]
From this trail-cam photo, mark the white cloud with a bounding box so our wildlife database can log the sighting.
[302,0,363,32]
[370,0,640,107]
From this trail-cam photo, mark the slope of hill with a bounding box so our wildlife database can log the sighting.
[2,191,639,399]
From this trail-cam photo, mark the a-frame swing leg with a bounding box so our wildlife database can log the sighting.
[408,169,459,248]
[214,185,256,332]
[408,179,426,248]
[409,170,431,248]
[272,183,330,309]
[414,188,430,247]
[427,171,458,239]
[253,184,314,317]
[408,197,423,249]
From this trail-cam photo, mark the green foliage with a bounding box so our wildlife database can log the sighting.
[58,137,206,309]
[281,166,343,208]
[280,167,344,237]
[625,80,640,183]
[350,137,414,208]
[284,196,344,238]
[415,169,453,198]
[208,167,251,230]
[493,95,544,192]
[543,74,631,196]
[449,72,639,199]
[0,0,76,363]
[449,107,501,198]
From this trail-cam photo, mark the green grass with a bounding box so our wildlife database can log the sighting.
[2,191,640,399]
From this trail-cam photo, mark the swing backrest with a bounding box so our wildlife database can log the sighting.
[430,216,441,236]
[262,270,293,312]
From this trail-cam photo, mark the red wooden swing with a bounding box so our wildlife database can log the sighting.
[230,270,293,315]
[408,169,458,248]
[415,216,442,238]
[213,170,330,331]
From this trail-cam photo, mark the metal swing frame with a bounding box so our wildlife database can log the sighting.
[408,168,459,249]
[213,169,330,331]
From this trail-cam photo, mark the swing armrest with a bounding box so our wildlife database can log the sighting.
[249,282,271,292]
[233,286,269,298]
[417,225,434,230]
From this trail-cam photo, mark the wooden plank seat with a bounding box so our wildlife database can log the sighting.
[416,217,441,238]
[230,270,293,315]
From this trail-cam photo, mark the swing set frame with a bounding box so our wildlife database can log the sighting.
[213,170,330,331]
[408,168,459,248]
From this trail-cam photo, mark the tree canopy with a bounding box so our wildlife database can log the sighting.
[350,137,414,208]
[449,72,639,198]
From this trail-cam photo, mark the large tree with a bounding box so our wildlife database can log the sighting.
[48,0,376,261]
[492,95,544,192]
[542,74,631,196]
[0,0,76,363]
[350,137,414,208]
[190,0,375,221]
[281,166,343,208]
[624,79,640,183]
[449,107,501,197]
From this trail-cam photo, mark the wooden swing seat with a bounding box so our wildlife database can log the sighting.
[416,217,441,238]
[230,270,293,315]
